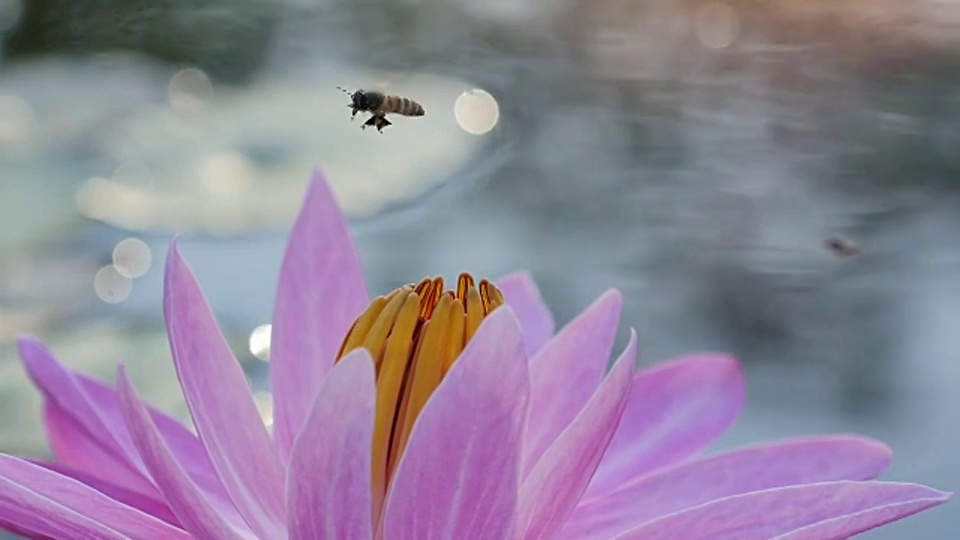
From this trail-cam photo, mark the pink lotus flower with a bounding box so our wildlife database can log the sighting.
[2,168,950,539]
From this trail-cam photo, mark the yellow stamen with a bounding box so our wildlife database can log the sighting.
[441,298,466,377]
[393,293,452,462]
[370,292,419,520]
[335,295,390,360]
[361,288,413,371]
[335,272,505,523]
[464,284,484,343]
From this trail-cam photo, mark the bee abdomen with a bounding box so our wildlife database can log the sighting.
[388,96,425,117]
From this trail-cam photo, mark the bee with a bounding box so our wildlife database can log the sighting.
[337,86,425,133]
[824,237,860,257]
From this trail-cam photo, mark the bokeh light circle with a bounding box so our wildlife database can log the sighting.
[94,265,133,304]
[112,238,152,278]
[249,324,272,362]
[168,68,215,115]
[695,2,740,50]
[454,89,500,135]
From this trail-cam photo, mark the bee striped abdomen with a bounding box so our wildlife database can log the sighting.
[386,95,425,117]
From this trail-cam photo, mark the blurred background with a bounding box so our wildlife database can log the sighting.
[1,0,959,537]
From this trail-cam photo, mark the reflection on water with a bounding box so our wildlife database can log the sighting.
[2,0,960,537]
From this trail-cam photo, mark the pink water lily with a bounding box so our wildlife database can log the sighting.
[1,168,950,539]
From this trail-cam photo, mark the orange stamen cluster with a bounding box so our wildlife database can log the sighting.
[335,273,505,519]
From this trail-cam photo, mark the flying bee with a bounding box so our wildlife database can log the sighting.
[824,237,860,257]
[337,86,425,133]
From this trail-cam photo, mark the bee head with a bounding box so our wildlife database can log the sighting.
[338,86,367,110]
[357,90,384,110]
[351,90,370,109]
[338,86,384,113]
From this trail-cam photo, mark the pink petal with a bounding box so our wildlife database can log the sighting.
[43,400,157,498]
[271,168,370,463]
[0,479,125,539]
[585,353,744,498]
[562,436,893,539]
[18,338,153,494]
[384,307,530,540]
[517,330,637,540]
[164,242,285,538]
[496,271,555,356]
[614,481,950,540]
[0,518,48,539]
[76,371,236,517]
[523,290,622,477]
[772,494,954,539]
[0,455,190,539]
[36,354,241,526]
[31,459,180,527]
[117,365,254,540]
[287,349,375,540]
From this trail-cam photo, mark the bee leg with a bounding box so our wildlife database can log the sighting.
[375,117,392,133]
[362,116,378,131]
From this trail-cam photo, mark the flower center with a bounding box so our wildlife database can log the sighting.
[335,273,504,517]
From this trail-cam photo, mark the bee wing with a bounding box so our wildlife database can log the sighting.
[371,69,420,94]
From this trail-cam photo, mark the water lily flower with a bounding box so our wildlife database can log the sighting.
[2,168,950,539]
